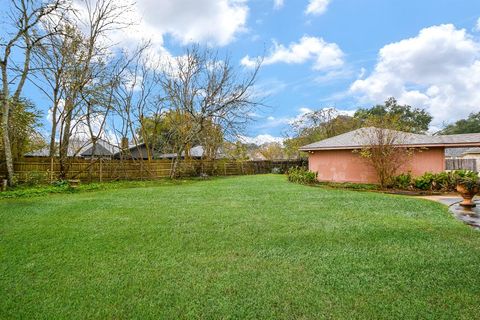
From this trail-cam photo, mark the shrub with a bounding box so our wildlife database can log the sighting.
[453,169,478,180]
[414,172,436,190]
[431,172,453,191]
[287,167,317,185]
[392,172,413,189]
[391,170,479,192]
[453,170,480,191]
[22,171,48,186]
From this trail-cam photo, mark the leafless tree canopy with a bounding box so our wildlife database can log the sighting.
[1,0,70,185]
[160,46,262,176]
[1,0,263,184]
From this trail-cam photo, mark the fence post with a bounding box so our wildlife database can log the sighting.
[50,157,54,183]
[99,158,103,182]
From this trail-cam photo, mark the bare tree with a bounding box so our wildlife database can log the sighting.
[32,0,133,178]
[160,46,262,177]
[258,142,285,161]
[356,123,417,189]
[110,44,163,163]
[0,0,68,185]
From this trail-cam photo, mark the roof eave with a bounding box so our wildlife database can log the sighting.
[300,142,480,151]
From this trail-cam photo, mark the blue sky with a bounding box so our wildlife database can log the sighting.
[15,0,480,144]
[229,0,480,142]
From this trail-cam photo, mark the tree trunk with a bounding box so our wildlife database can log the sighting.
[170,156,180,179]
[49,93,59,158]
[1,58,14,186]
[59,98,73,179]
[1,98,14,186]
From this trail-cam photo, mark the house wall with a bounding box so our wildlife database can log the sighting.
[308,147,445,184]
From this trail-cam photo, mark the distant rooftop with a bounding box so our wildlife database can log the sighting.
[26,139,119,157]
[300,127,480,151]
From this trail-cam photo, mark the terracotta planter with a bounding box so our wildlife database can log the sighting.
[456,184,479,208]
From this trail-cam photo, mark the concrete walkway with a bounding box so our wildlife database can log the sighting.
[419,195,480,230]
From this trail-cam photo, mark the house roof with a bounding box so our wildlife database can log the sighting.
[299,127,480,151]
[26,139,119,157]
[81,143,117,157]
[114,143,224,159]
[158,146,223,159]
[25,140,90,157]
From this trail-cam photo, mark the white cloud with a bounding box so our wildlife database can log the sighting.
[350,24,480,127]
[47,100,116,144]
[314,68,353,84]
[475,17,480,32]
[257,107,313,130]
[305,0,330,16]
[136,0,248,46]
[358,67,366,79]
[273,0,284,9]
[78,0,248,57]
[241,36,344,70]
[249,79,287,99]
[338,109,356,117]
[299,107,313,114]
[240,134,284,145]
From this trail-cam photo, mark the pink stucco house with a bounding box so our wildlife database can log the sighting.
[300,127,480,184]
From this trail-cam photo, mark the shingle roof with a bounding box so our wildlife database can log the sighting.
[80,143,115,157]
[26,139,119,157]
[299,127,480,151]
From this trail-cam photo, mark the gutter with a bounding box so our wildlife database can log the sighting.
[300,142,480,152]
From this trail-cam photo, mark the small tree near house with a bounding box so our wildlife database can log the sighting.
[356,118,419,189]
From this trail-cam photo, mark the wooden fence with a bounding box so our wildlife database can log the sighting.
[445,159,477,171]
[0,157,307,183]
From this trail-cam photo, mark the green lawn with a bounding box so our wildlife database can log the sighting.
[1,175,479,319]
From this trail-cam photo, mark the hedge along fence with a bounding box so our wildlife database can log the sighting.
[0,157,307,183]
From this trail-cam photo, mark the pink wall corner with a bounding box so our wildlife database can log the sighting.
[308,147,446,184]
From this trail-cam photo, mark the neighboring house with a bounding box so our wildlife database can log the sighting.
[248,151,267,161]
[25,139,119,159]
[80,140,120,159]
[114,144,224,160]
[300,127,480,184]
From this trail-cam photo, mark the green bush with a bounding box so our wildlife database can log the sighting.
[287,167,317,185]
[453,170,480,191]
[392,172,413,189]
[414,172,436,190]
[431,172,454,191]
[453,169,478,180]
[391,170,479,192]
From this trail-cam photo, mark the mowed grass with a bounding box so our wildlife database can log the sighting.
[1,175,480,319]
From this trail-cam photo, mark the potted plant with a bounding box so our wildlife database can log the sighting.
[455,174,480,208]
